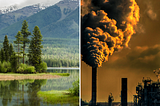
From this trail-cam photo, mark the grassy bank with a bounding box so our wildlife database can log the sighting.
[37,90,79,105]
[49,73,70,76]
[0,73,70,80]
[0,73,70,76]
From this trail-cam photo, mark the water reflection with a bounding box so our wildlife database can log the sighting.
[27,80,47,106]
[0,79,46,106]
[0,80,16,106]
[0,69,79,106]
[42,69,79,91]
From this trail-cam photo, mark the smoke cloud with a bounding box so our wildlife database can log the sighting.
[81,0,92,16]
[107,45,160,70]
[146,4,157,20]
[81,0,140,68]
[82,45,160,102]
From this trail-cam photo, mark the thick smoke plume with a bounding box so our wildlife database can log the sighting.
[81,0,140,68]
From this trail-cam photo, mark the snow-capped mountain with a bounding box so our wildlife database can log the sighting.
[0,0,79,15]
[29,3,52,13]
[0,3,51,15]
[0,4,19,14]
[0,0,79,39]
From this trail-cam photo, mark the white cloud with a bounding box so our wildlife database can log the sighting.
[0,0,26,8]
[0,0,61,8]
[20,0,61,7]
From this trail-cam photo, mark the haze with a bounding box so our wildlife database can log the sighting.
[81,0,160,103]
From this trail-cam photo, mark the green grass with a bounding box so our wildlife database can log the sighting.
[37,90,79,105]
[50,73,70,76]
[0,72,70,76]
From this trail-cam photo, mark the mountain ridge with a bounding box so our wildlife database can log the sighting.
[0,4,50,31]
[0,0,79,39]
[0,4,51,15]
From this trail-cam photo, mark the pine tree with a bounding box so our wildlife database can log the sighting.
[28,26,43,71]
[21,20,31,64]
[10,52,18,73]
[1,48,5,62]
[14,31,23,64]
[0,50,1,62]
[9,43,14,60]
[3,35,9,61]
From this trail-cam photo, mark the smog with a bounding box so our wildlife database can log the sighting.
[81,0,140,68]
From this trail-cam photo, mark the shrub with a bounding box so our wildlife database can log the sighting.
[36,61,47,72]
[18,63,36,73]
[0,65,7,73]
[0,61,11,73]
[17,67,24,73]
[20,63,28,69]
[24,66,36,73]
[69,79,79,96]
[4,61,11,72]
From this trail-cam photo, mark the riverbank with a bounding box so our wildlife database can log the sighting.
[0,73,69,80]
[37,90,79,105]
[47,67,79,69]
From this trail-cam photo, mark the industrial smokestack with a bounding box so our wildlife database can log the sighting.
[121,78,127,106]
[92,67,97,106]
[81,0,139,105]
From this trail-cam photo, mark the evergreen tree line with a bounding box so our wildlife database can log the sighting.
[43,58,79,67]
[0,20,47,73]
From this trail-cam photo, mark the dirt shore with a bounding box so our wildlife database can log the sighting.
[0,74,61,81]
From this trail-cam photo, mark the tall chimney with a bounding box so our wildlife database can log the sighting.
[121,78,127,106]
[92,67,97,106]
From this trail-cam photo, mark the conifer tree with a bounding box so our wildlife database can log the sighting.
[3,35,9,61]
[9,43,14,60]
[0,50,2,61]
[10,52,18,73]
[28,26,43,71]
[21,20,31,64]
[1,48,5,62]
[14,31,23,64]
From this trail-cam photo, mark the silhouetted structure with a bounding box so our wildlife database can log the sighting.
[108,93,114,106]
[133,95,138,106]
[134,77,160,106]
[133,69,160,106]
[92,67,97,106]
[121,78,127,106]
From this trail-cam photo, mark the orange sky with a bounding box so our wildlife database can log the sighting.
[81,0,160,102]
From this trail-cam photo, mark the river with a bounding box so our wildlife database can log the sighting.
[0,69,79,106]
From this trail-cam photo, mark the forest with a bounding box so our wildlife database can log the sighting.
[0,20,47,73]
[0,20,79,73]
[41,38,79,67]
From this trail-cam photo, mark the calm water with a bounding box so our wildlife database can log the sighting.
[0,69,79,106]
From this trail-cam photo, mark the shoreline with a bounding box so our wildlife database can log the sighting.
[47,67,79,69]
[0,73,68,81]
[37,90,79,105]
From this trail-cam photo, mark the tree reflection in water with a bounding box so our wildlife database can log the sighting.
[0,79,47,106]
[27,79,47,106]
[0,70,79,106]
[0,80,17,106]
